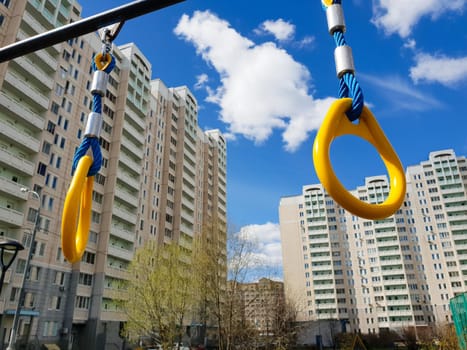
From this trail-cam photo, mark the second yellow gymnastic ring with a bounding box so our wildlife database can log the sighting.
[313,98,406,220]
[61,156,94,263]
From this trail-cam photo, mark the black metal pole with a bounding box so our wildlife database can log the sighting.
[0,0,185,63]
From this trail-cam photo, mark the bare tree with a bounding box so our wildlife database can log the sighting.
[122,241,194,350]
[222,227,262,350]
[191,220,227,349]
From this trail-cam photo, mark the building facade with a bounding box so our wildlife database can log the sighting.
[232,278,285,333]
[0,0,227,349]
[280,149,467,335]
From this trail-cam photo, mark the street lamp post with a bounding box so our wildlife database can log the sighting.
[0,240,24,295]
[6,188,40,350]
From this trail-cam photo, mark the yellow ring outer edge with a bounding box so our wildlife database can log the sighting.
[313,98,406,220]
[61,156,93,263]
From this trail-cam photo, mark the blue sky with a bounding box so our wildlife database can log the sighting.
[81,0,467,276]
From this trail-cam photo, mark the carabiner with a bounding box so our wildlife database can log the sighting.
[313,98,406,220]
[61,156,94,263]
[94,52,112,71]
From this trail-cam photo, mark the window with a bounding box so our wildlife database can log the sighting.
[75,296,90,309]
[54,271,65,285]
[27,208,38,222]
[37,162,47,176]
[42,141,51,154]
[82,251,95,264]
[51,102,59,115]
[42,321,59,337]
[49,296,62,310]
[28,266,41,281]
[79,273,93,286]
[46,121,56,134]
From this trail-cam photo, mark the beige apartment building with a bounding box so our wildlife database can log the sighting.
[0,0,227,349]
[233,278,285,333]
[280,149,467,335]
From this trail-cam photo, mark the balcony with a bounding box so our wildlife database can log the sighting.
[0,119,40,152]
[103,287,128,300]
[310,255,331,262]
[22,10,50,35]
[110,225,134,243]
[121,139,143,161]
[374,230,398,239]
[378,248,401,256]
[112,206,137,225]
[381,267,405,275]
[107,245,133,261]
[124,109,145,130]
[180,222,194,237]
[0,149,34,175]
[312,264,332,272]
[122,121,144,146]
[384,289,408,296]
[310,237,330,245]
[0,206,24,227]
[12,57,54,90]
[386,299,411,306]
[314,274,334,282]
[114,186,138,208]
[118,152,141,175]
[4,72,49,111]
[315,293,335,300]
[377,240,399,248]
[382,279,407,286]
[0,92,44,130]
[16,30,57,73]
[116,171,140,191]
[0,177,29,199]
[309,246,330,253]
[106,266,130,280]
[73,309,89,323]
[101,310,126,322]
[313,282,335,290]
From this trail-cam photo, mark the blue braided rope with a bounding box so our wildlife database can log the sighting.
[72,55,115,176]
[324,3,364,121]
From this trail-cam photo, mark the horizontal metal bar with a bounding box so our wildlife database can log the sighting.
[0,0,185,63]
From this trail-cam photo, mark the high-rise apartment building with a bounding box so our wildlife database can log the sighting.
[280,149,466,335]
[0,1,227,349]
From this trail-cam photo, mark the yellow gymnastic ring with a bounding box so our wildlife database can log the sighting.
[94,52,112,71]
[61,156,94,263]
[313,98,406,220]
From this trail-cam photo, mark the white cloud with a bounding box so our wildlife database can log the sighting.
[258,19,295,41]
[371,0,467,37]
[297,35,315,49]
[239,222,282,268]
[410,53,467,86]
[174,10,332,152]
[403,38,416,50]
[194,73,209,90]
[359,72,443,110]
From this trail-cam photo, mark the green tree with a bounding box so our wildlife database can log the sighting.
[123,241,194,350]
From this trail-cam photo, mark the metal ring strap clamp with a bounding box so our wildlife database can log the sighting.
[313,99,406,220]
[61,156,94,263]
